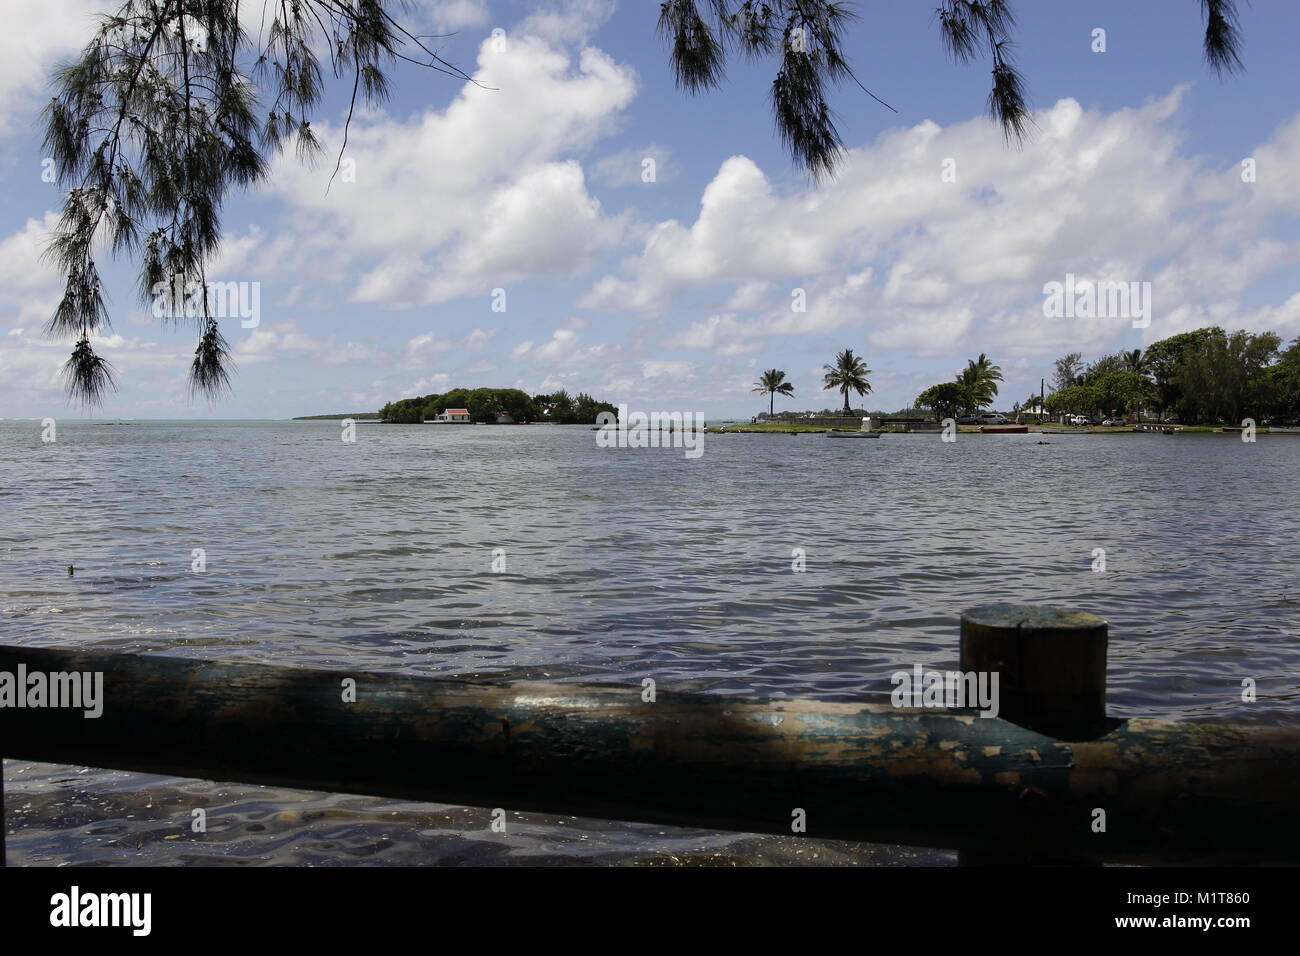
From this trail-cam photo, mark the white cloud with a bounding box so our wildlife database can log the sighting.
[207,226,267,278]
[418,0,491,33]
[403,327,496,367]
[408,161,624,303]
[0,1,102,134]
[401,374,453,396]
[403,331,455,367]
[264,29,636,308]
[724,281,771,311]
[516,0,616,47]
[579,154,838,313]
[581,89,1300,361]
[0,212,65,325]
[670,313,760,356]
[639,360,695,380]
[511,328,613,363]
[234,321,386,366]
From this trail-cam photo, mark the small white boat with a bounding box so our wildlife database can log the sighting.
[825,429,880,438]
[1269,426,1300,434]
[1040,427,1092,435]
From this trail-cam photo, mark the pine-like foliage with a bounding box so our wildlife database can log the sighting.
[661,1,1245,176]
[43,0,474,403]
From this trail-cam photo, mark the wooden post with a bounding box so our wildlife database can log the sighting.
[958,603,1109,866]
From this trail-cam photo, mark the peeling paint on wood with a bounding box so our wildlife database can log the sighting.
[2,643,1298,864]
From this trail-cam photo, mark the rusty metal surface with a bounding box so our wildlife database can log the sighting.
[3,644,1297,864]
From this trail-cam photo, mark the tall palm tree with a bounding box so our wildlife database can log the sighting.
[958,353,1004,410]
[822,348,873,415]
[752,369,795,417]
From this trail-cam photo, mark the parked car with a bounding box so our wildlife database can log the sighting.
[1065,414,1089,426]
[956,414,981,425]
[1101,418,1126,427]
[977,413,1010,425]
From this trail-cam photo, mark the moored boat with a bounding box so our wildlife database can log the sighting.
[825,429,881,438]
[980,424,1029,434]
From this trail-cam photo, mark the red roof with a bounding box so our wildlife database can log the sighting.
[444,408,470,415]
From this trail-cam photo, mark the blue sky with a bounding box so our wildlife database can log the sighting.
[2,0,1298,418]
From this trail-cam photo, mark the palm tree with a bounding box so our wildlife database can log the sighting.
[822,348,873,415]
[955,367,981,412]
[1122,348,1150,375]
[958,353,1004,410]
[752,369,795,417]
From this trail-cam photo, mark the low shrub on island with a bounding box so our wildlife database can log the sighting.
[379,387,617,424]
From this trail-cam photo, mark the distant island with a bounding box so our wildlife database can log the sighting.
[292,413,381,420]
[375,387,618,424]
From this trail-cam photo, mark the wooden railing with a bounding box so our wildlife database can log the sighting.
[2,604,1298,866]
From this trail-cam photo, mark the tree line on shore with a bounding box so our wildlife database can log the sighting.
[911,328,1300,424]
[378,387,617,424]
[1040,328,1299,424]
[915,327,1300,424]
[751,327,1300,425]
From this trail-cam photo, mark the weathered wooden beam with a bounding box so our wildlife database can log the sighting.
[2,642,1298,864]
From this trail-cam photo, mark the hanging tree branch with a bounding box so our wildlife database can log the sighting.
[661,1,1245,176]
[42,0,479,404]
[1199,0,1245,75]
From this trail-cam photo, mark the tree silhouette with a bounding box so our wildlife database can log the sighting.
[752,368,796,416]
[822,348,872,415]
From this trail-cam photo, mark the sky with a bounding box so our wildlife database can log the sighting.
[1,0,1298,419]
